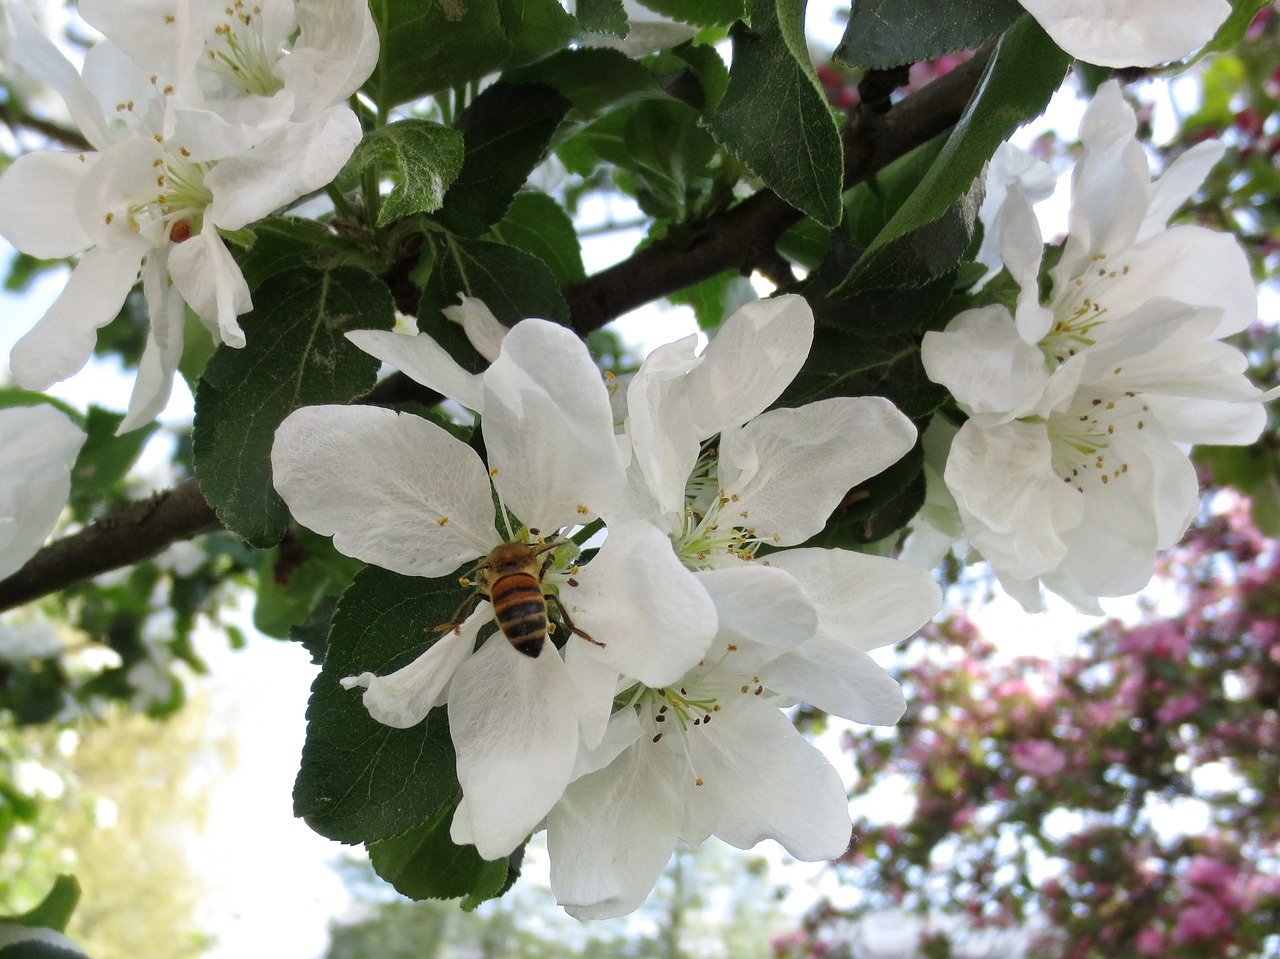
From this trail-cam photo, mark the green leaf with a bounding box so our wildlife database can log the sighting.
[836,0,1023,70]
[835,15,1071,294]
[192,268,395,548]
[293,565,469,844]
[366,0,577,110]
[704,0,843,227]
[67,408,157,519]
[575,0,628,37]
[491,192,586,286]
[368,802,511,902]
[0,877,79,933]
[438,83,572,237]
[346,120,465,227]
[778,326,948,420]
[290,595,338,665]
[420,234,570,330]
[0,390,81,423]
[625,99,719,220]
[505,47,667,120]
[254,529,365,640]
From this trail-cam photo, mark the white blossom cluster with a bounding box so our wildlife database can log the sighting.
[271,294,945,917]
[0,0,378,431]
[920,81,1271,612]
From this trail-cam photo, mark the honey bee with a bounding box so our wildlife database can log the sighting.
[437,540,603,658]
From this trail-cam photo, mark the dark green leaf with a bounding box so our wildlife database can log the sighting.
[778,326,948,420]
[294,565,469,843]
[290,595,339,666]
[192,268,395,547]
[805,229,958,336]
[366,0,576,109]
[836,0,1023,70]
[835,15,1071,294]
[575,0,628,37]
[67,408,157,518]
[672,41,731,112]
[704,0,843,227]
[368,802,510,901]
[491,192,586,286]
[625,99,719,220]
[505,47,667,120]
[419,234,570,331]
[438,83,572,236]
[0,876,79,932]
[346,120,465,227]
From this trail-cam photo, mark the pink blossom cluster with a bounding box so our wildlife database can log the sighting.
[780,491,1280,957]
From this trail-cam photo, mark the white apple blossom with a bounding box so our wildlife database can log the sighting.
[1018,0,1229,67]
[536,295,941,917]
[0,1,376,431]
[272,318,718,860]
[0,404,86,581]
[922,81,1268,612]
[549,546,941,919]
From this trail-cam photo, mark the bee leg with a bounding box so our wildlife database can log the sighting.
[432,591,482,634]
[548,594,605,648]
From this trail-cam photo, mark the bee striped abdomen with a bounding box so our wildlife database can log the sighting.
[490,572,548,657]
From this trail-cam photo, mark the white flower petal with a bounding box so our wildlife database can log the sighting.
[277,0,381,117]
[562,520,717,687]
[167,226,253,347]
[119,257,187,432]
[625,333,703,521]
[271,405,500,575]
[768,548,941,652]
[720,396,917,546]
[484,320,625,530]
[4,4,111,149]
[1139,139,1225,241]
[9,244,145,391]
[341,617,482,729]
[0,151,94,258]
[693,563,816,652]
[683,698,852,860]
[205,106,363,229]
[945,420,1083,580]
[0,405,86,579]
[1056,432,1198,596]
[443,295,509,363]
[686,294,814,434]
[449,635,580,859]
[550,737,683,920]
[346,329,485,411]
[767,641,906,725]
[1019,0,1229,67]
[922,305,1051,419]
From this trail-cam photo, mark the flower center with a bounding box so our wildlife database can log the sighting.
[669,448,764,570]
[1039,252,1134,365]
[630,646,767,787]
[1045,388,1150,492]
[104,100,214,245]
[205,2,286,98]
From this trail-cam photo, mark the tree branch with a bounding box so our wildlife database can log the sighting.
[0,481,220,612]
[0,55,991,612]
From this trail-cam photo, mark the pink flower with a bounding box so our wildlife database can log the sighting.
[1156,692,1204,725]
[1136,928,1165,956]
[1011,739,1068,778]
